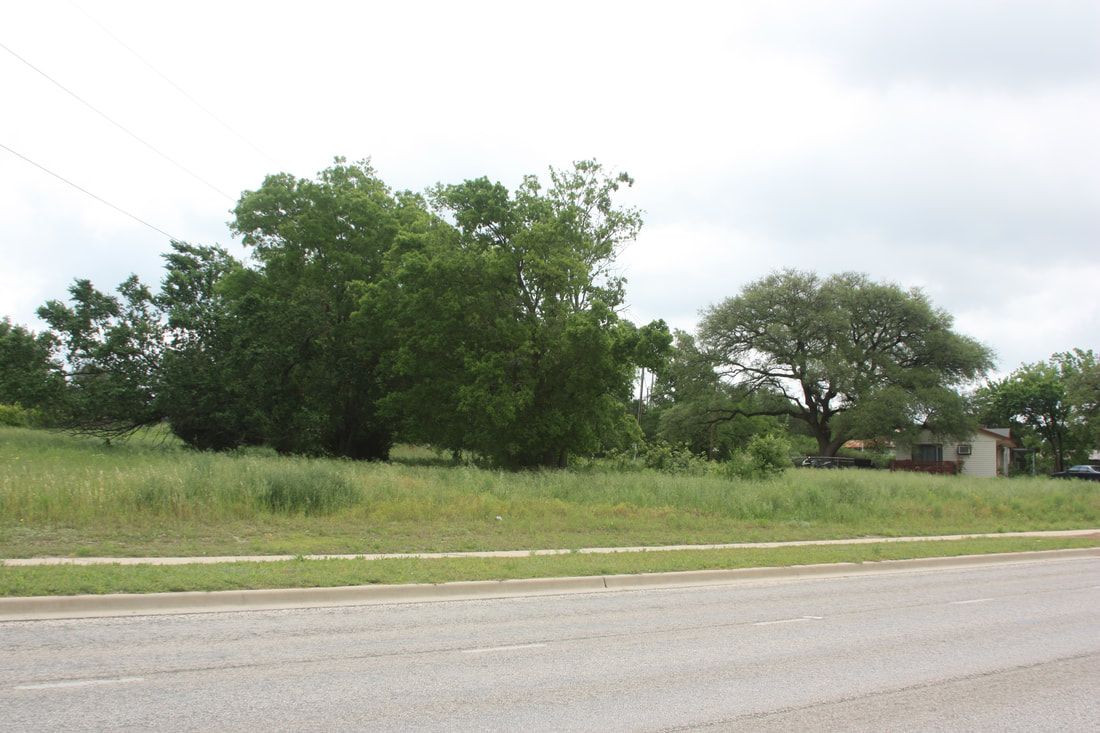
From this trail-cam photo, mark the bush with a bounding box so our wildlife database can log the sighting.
[255,462,361,515]
[0,403,40,428]
[642,440,708,475]
[725,434,791,480]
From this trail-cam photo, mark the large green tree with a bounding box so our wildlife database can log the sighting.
[156,242,256,450]
[368,160,666,467]
[976,353,1097,472]
[699,270,993,456]
[30,243,256,448]
[228,158,411,459]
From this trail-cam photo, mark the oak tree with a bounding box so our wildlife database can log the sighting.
[699,270,992,455]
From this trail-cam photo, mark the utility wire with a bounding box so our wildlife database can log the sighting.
[1,141,180,241]
[67,0,282,169]
[0,38,235,201]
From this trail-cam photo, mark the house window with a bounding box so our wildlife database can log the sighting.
[913,444,943,462]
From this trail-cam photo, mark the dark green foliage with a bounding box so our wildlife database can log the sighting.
[0,318,63,411]
[1059,349,1100,451]
[228,159,407,459]
[725,434,793,480]
[22,158,668,464]
[640,440,706,474]
[643,330,784,459]
[37,277,165,438]
[975,352,1098,472]
[369,160,666,468]
[700,270,993,456]
[157,243,256,451]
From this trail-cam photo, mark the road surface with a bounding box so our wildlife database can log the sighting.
[2,555,1098,731]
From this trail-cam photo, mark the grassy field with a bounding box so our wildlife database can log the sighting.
[2,426,1099,559]
[2,537,1096,597]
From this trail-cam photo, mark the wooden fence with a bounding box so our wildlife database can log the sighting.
[889,460,960,475]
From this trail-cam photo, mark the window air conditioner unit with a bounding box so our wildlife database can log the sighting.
[956,444,972,456]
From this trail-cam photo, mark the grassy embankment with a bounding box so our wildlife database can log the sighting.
[2,426,1098,595]
[3,425,1099,556]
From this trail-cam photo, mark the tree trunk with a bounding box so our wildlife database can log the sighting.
[812,429,846,457]
[824,435,846,457]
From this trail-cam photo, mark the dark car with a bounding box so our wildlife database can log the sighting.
[1050,465,1100,481]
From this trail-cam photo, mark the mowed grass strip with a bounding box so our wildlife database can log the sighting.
[3,427,1100,558]
[2,537,1095,597]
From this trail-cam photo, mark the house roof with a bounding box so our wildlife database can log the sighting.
[842,439,892,449]
[977,427,1017,447]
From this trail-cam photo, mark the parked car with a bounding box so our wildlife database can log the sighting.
[1050,465,1100,481]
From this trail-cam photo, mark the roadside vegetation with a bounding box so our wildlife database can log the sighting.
[3,426,1098,559]
[5,158,1098,598]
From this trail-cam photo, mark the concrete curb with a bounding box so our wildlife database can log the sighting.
[4,529,1098,566]
[3,547,1097,622]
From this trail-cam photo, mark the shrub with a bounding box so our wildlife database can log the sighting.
[642,440,708,475]
[725,434,791,480]
[0,403,40,427]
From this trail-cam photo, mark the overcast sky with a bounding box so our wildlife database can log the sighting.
[2,0,1097,373]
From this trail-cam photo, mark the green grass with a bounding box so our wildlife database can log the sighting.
[1,537,1094,597]
[2,426,1099,558]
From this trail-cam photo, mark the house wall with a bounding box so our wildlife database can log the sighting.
[897,431,1000,478]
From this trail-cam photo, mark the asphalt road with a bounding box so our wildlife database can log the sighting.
[2,556,1098,731]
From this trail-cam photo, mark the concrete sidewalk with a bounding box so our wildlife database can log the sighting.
[3,548,1099,621]
[4,529,1097,566]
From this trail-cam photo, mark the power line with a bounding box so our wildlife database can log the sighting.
[1,141,179,241]
[67,0,282,169]
[0,38,235,201]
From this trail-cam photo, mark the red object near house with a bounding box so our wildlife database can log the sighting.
[889,459,960,475]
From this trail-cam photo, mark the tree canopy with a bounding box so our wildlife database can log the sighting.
[224,158,407,459]
[14,161,1058,472]
[699,270,993,455]
[975,350,1099,472]
[367,160,668,467]
[37,276,165,438]
[6,158,670,469]
[641,330,784,460]
[0,318,63,410]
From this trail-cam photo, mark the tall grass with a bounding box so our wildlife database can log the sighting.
[0,428,365,521]
[1,426,1098,556]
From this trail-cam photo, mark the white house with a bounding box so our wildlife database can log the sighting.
[893,427,1018,478]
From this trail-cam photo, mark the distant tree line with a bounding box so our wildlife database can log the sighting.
[3,158,1096,471]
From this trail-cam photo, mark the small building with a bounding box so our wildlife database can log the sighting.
[892,428,1018,477]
